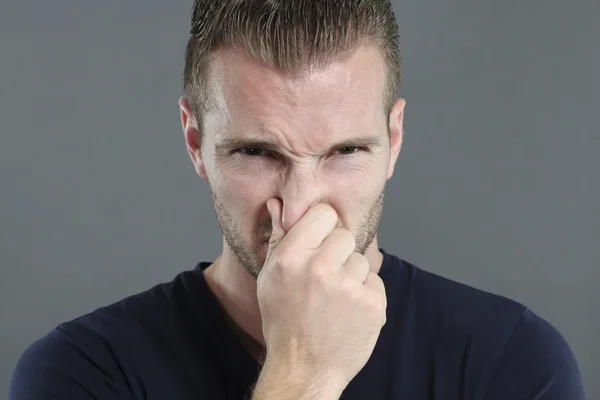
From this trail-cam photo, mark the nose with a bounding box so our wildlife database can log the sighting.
[279,170,327,233]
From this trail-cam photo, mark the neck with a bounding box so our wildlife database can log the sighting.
[203,237,384,361]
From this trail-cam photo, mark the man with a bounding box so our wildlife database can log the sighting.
[10,0,585,399]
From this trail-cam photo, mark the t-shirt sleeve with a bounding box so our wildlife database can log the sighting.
[9,325,133,400]
[483,308,585,400]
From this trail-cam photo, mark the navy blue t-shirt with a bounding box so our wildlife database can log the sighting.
[10,250,585,399]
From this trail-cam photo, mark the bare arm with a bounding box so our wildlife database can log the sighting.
[251,358,347,400]
[253,201,386,400]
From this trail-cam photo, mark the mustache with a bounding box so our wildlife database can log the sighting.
[256,216,344,239]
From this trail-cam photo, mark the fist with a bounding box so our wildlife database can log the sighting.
[257,199,387,389]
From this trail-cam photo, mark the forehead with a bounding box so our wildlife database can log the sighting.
[206,45,387,115]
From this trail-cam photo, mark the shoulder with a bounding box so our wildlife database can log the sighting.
[380,252,585,398]
[381,253,527,338]
[10,268,203,399]
[10,323,131,399]
[483,308,585,399]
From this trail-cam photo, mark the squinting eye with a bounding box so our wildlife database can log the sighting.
[338,146,364,155]
[237,148,268,157]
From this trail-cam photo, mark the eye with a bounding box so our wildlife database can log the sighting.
[337,146,366,155]
[236,148,270,157]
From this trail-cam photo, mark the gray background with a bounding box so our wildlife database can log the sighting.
[1,0,598,397]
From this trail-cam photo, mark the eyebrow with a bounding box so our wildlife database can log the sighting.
[214,136,384,156]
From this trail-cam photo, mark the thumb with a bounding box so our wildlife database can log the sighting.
[266,198,285,258]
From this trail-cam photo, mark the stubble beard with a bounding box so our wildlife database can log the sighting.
[210,185,385,279]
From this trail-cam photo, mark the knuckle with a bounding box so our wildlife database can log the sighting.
[272,248,298,270]
[367,293,386,314]
[310,256,332,281]
[340,277,361,298]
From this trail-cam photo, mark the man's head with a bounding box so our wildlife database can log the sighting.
[180,0,406,278]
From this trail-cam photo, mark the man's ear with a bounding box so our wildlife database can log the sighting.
[387,98,406,180]
[179,97,207,180]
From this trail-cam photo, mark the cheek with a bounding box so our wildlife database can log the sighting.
[213,167,274,218]
[214,156,278,187]
[333,177,382,205]
[327,167,385,222]
[327,158,386,194]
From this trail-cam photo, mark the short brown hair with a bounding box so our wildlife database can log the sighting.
[183,0,401,141]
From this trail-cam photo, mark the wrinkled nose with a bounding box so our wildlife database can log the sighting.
[279,170,329,232]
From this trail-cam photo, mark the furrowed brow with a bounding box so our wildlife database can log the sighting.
[330,136,383,150]
[214,138,279,154]
[214,135,383,155]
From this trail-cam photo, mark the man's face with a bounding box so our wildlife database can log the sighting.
[184,46,404,278]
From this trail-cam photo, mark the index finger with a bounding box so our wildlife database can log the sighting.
[280,203,340,250]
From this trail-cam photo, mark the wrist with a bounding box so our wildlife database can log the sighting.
[253,357,347,400]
